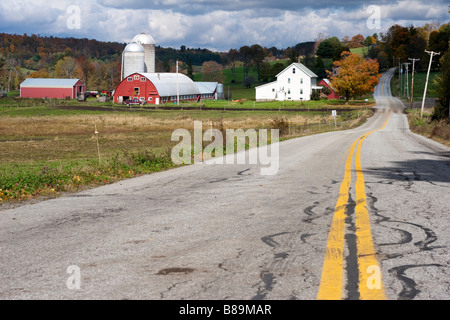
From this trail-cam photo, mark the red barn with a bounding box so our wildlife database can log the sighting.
[318,79,341,100]
[114,72,218,104]
[20,78,85,99]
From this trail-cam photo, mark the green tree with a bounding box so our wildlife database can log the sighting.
[432,49,450,120]
[187,58,193,80]
[239,46,252,79]
[316,37,342,59]
[250,44,265,83]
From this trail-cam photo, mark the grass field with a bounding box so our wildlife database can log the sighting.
[0,91,374,205]
[350,46,370,57]
[391,71,439,99]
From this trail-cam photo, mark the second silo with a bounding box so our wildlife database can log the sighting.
[132,33,156,73]
[122,42,145,80]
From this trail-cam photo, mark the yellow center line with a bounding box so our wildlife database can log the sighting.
[316,137,359,300]
[355,114,389,300]
[317,75,391,300]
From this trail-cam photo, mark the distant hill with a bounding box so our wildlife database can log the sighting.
[0,33,223,72]
[0,33,125,71]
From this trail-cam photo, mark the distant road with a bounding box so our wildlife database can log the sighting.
[1,69,449,300]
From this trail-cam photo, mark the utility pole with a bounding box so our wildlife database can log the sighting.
[398,58,402,96]
[421,50,440,120]
[404,62,410,100]
[176,60,180,107]
[408,58,420,109]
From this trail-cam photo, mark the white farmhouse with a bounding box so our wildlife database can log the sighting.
[255,63,322,101]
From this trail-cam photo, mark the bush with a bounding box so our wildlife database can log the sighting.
[269,117,289,136]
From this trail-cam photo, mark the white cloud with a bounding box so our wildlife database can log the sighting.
[0,0,448,51]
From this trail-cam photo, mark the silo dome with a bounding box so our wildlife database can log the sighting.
[124,42,145,52]
[132,33,156,73]
[122,42,145,79]
[132,33,156,45]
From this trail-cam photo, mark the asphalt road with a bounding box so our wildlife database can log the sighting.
[1,69,449,300]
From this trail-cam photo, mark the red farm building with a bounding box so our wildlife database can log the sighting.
[114,72,219,105]
[20,78,85,99]
[318,79,341,100]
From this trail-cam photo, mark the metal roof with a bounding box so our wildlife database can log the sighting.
[195,82,218,94]
[124,42,145,53]
[20,78,83,88]
[141,73,200,97]
[132,33,156,45]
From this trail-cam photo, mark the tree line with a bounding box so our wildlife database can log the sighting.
[0,21,449,115]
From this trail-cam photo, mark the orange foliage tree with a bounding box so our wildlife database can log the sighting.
[327,51,381,103]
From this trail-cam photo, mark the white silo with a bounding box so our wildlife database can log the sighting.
[217,83,224,100]
[122,42,145,80]
[132,33,156,73]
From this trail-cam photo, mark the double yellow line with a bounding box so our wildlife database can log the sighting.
[317,82,391,300]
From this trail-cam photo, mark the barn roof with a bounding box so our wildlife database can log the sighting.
[21,78,83,88]
[195,82,218,94]
[141,73,200,97]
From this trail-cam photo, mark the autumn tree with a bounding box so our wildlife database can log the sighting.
[327,51,381,103]
[1,58,22,91]
[29,69,51,78]
[54,56,80,78]
[349,34,365,48]
[201,61,223,82]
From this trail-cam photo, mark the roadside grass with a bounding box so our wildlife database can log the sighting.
[406,108,450,147]
[0,97,374,206]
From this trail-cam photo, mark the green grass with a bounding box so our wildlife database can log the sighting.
[350,46,370,57]
[391,71,439,99]
[0,98,374,205]
[0,149,176,202]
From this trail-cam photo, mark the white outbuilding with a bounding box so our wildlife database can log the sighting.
[255,63,322,101]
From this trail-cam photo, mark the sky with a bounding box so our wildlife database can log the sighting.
[0,0,448,52]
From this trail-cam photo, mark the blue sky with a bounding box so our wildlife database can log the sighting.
[1,0,448,51]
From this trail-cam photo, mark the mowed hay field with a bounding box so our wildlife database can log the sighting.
[0,107,372,204]
[0,110,365,163]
